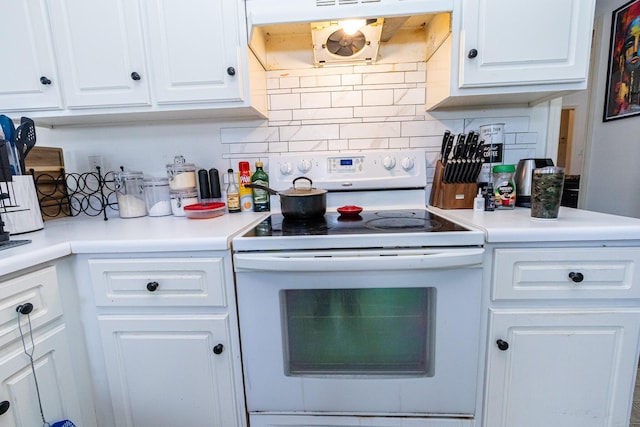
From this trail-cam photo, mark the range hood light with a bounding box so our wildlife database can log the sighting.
[340,19,367,35]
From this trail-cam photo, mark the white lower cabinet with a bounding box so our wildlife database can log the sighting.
[98,315,240,427]
[485,309,640,427]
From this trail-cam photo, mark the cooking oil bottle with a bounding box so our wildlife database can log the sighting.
[238,161,254,212]
[252,161,270,212]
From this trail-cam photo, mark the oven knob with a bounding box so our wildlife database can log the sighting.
[297,160,312,174]
[401,157,415,171]
[280,162,293,176]
[383,156,396,170]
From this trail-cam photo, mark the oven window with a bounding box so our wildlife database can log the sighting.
[281,288,435,376]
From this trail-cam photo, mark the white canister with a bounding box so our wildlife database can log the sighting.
[114,171,148,218]
[170,189,198,217]
[143,177,172,217]
[166,155,197,190]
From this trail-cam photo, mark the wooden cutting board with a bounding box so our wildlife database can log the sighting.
[24,147,70,219]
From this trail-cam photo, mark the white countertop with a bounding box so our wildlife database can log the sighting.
[0,212,268,276]
[429,206,640,243]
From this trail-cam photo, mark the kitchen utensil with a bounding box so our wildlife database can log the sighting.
[439,130,451,162]
[0,115,20,175]
[16,303,76,427]
[337,205,363,216]
[245,176,327,219]
[183,201,226,219]
[209,168,221,199]
[514,158,554,207]
[14,118,36,175]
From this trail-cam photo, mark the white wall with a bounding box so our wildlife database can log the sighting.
[580,0,640,218]
[37,61,551,195]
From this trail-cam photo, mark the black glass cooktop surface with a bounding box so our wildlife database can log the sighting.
[243,209,471,237]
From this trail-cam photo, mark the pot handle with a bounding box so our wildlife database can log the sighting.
[292,176,313,189]
[244,183,279,196]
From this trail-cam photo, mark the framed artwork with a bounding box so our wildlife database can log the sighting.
[604,0,640,121]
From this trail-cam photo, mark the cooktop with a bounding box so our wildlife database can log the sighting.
[243,209,471,238]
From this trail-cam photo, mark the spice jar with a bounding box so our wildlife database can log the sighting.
[114,171,148,218]
[492,164,516,209]
[166,155,197,190]
[143,177,172,217]
[170,188,199,217]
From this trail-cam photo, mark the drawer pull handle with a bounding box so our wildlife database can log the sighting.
[131,71,141,81]
[496,339,509,351]
[146,281,159,292]
[39,76,52,85]
[213,344,224,355]
[16,303,34,315]
[568,272,584,283]
[227,66,236,76]
[0,400,9,415]
[468,49,478,59]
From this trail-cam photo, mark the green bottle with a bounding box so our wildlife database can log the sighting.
[251,161,270,212]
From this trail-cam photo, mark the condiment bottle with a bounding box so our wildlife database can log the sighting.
[238,161,253,212]
[226,168,241,213]
[251,161,270,212]
[492,164,516,209]
[114,171,148,218]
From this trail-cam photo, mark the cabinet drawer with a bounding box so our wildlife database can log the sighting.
[0,266,62,348]
[493,248,640,300]
[89,258,226,307]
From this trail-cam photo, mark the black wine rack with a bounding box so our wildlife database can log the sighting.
[30,167,119,221]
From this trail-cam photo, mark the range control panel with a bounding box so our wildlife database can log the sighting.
[268,150,426,191]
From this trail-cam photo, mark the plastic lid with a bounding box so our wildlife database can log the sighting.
[492,164,515,173]
[166,155,195,170]
[255,161,264,167]
[143,177,169,186]
[170,188,198,197]
[239,161,250,172]
[183,202,226,211]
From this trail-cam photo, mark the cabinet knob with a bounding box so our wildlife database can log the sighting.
[226,67,236,76]
[467,49,478,59]
[0,400,10,415]
[568,272,584,283]
[131,72,141,81]
[40,76,52,85]
[16,302,34,315]
[213,344,224,355]
[146,281,159,292]
[496,339,509,351]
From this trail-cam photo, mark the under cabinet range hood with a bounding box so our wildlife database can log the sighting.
[247,0,453,68]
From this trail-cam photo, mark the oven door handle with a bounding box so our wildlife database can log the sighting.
[234,248,483,272]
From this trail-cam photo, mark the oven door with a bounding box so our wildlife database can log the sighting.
[234,248,483,416]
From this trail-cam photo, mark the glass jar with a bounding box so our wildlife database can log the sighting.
[114,171,148,218]
[143,177,172,217]
[170,188,199,217]
[492,164,516,209]
[166,155,197,190]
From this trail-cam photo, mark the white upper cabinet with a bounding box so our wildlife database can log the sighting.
[460,0,593,87]
[426,0,596,109]
[0,0,62,111]
[47,0,150,108]
[143,0,242,104]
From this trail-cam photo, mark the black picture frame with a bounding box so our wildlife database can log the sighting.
[604,0,640,122]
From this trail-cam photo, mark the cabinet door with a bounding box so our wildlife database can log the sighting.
[460,0,595,87]
[143,0,243,104]
[485,309,640,427]
[0,325,85,427]
[47,0,150,108]
[99,315,242,427]
[0,0,62,111]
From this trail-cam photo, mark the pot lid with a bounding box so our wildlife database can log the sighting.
[280,177,327,196]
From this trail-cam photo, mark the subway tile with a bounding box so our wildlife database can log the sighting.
[280,76,301,89]
[405,71,426,83]
[362,72,405,85]
[300,118,361,125]
[348,138,390,150]
[269,121,302,127]
[515,132,538,145]
[362,115,421,123]
[294,107,354,120]
[389,137,411,149]
[268,110,293,121]
[225,142,270,154]
[280,124,340,141]
[332,90,363,107]
[394,87,425,105]
[342,74,363,85]
[355,105,416,118]
[340,122,401,139]
[300,74,343,87]
[266,78,280,90]
[268,141,289,153]
[362,89,394,106]
[270,93,301,110]
[409,135,443,149]
[288,140,329,152]
[220,126,279,143]
[300,92,332,108]
[328,139,349,151]
[401,120,453,137]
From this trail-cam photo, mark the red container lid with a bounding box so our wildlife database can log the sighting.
[239,161,250,172]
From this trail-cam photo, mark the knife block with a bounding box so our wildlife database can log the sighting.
[430,160,477,209]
